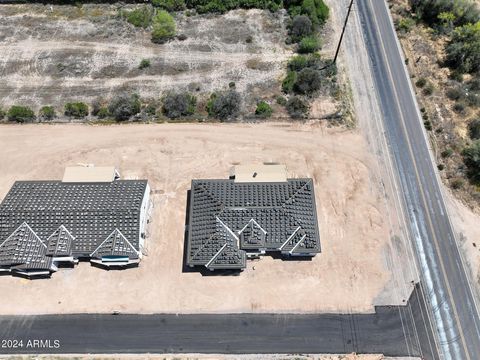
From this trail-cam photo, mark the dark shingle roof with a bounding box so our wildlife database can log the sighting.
[187,179,320,270]
[0,180,148,272]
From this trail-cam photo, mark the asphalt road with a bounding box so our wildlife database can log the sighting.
[0,286,432,356]
[357,0,480,359]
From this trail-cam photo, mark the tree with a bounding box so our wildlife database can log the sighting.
[286,96,309,118]
[207,90,241,120]
[152,10,176,44]
[445,22,480,74]
[108,93,141,121]
[162,92,197,119]
[64,102,88,118]
[39,106,56,121]
[463,140,480,183]
[255,101,273,118]
[7,105,35,123]
[290,15,313,42]
[293,68,322,94]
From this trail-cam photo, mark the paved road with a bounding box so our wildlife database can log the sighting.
[0,286,432,356]
[357,0,480,359]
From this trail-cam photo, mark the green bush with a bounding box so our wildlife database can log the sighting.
[463,140,480,183]
[445,22,480,74]
[298,0,329,27]
[7,105,35,123]
[108,93,141,121]
[293,68,322,94]
[282,71,298,93]
[0,107,5,120]
[453,102,466,114]
[469,119,480,140]
[64,102,88,118]
[410,0,480,28]
[206,90,241,121]
[125,6,153,28]
[255,101,273,118]
[152,0,186,11]
[39,106,56,121]
[397,17,415,32]
[276,95,287,106]
[298,36,320,53]
[152,10,176,44]
[446,87,464,101]
[139,59,151,69]
[97,107,110,119]
[162,92,197,119]
[286,96,309,118]
[290,15,313,42]
[451,178,465,189]
[415,77,427,88]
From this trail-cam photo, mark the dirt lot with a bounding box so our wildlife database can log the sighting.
[0,123,398,314]
[0,4,292,114]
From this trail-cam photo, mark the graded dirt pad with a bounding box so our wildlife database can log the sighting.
[0,4,291,111]
[0,123,395,314]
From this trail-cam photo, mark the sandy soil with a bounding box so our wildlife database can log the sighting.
[0,4,291,111]
[0,123,396,314]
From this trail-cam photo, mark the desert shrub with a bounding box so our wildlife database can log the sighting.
[437,164,445,171]
[64,102,88,118]
[453,102,466,114]
[144,104,157,116]
[246,35,253,43]
[410,0,480,28]
[255,101,273,118]
[125,6,153,28]
[152,10,176,44]
[152,0,186,11]
[424,120,432,130]
[97,107,110,119]
[139,59,151,69]
[441,148,454,158]
[446,87,464,101]
[108,93,141,121]
[466,92,480,107]
[276,95,287,105]
[415,77,427,88]
[469,119,480,140]
[293,68,322,94]
[39,106,56,121]
[282,71,298,93]
[292,0,329,27]
[7,105,35,123]
[445,22,480,74]
[287,53,323,72]
[0,107,6,120]
[162,92,197,119]
[422,83,435,96]
[206,90,241,121]
[298,36,320,53]
[397,17,415,32]
[184,0,283,14]
[177,33,188,41]
[463,140,480,183]
[286,96,309,118]
[451,178,465,189]
[290,15,313,42]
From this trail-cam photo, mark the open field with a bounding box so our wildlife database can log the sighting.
[0,4,292,115]
[0,123,399,314]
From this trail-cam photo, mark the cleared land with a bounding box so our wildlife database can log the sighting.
[0,123,398,314]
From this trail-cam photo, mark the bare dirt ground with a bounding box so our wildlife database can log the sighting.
[0,355,400,360]
[0,123,397,314]
[0,4,292,114]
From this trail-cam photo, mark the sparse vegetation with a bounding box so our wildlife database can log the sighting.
[139,59,151,69]
[298,35,321,53]
[7,105,35,123]
[206,90,241,121]
[255,101,273,118]
[108,93,141,121]
[468,119,480,139]
[152,10,176,43]
[124,5,153,28]
[162,92,197,119]
[64,102,88,118]
[152,0,186,11]
[38,106,56,121]
[286,96,309,118]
